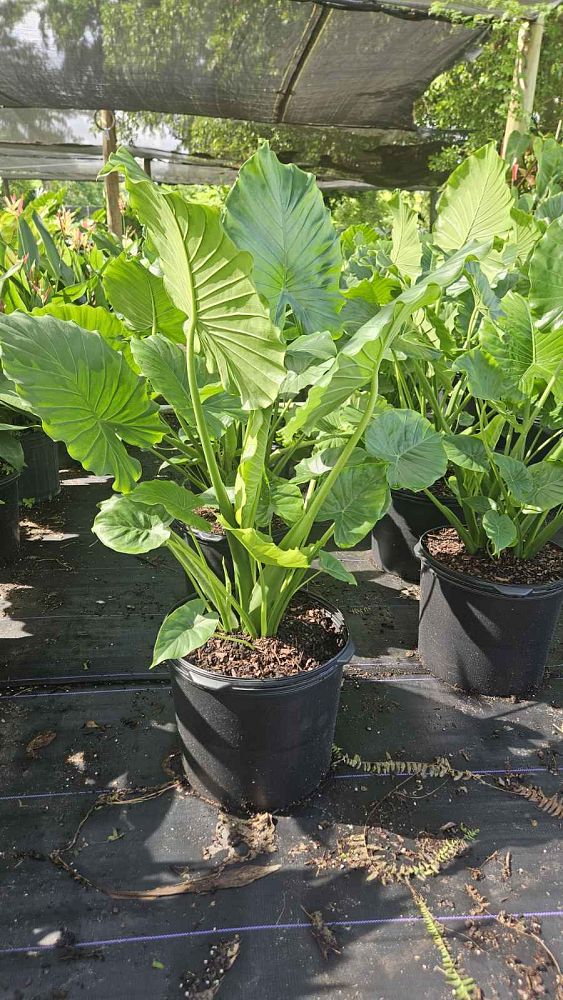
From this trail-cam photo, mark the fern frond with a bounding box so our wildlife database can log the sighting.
[410,886,480,1000]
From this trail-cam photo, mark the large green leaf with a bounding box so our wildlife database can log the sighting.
[223,142,342,333]
[433,143,513,252]
[494,454,533,502]
[389,193,421,281]
[316,464,390,548]
[93,495,171,553]
[151,599,219,668]
[32,302,131,354]
[0,313,164,492]
[528,462,563,511]
[366,409,447,491]
[443,433,488,472]
[131,335,192,413]
[482,292,563,402]
[103,253,185,342]
[127,480,211,532]
[482,510,517,556]
[529,219,563,331]
[257,476,304,526]
[102,149,285,409]
[131,334,242,437]
[454,348,506,401]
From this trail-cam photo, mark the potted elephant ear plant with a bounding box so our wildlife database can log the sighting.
[0,147,485,811]
[416,215,563,698]
[351,143,547,581]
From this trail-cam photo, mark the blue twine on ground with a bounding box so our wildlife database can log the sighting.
[0,766,553,803]
[0,910,561,957]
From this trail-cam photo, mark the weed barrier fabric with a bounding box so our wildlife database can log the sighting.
[1,680,561,998]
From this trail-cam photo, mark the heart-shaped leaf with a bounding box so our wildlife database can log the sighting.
[454,348,506,402]
[529,219,563,331]
[104,253,185,342]
[0,313,164,492]
[482,510,517,556]
[102,149,285,410]
[366,409,447,491]
[443,434,488,472]
[151,599,219,667]
[434,143,512,252]
[93,495,171,554]
[224,143,342,333]
[316,465,390,548]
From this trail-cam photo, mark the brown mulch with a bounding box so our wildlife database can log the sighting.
[425,527,563,586]
[192,602,345,679]
[194,506,225,535]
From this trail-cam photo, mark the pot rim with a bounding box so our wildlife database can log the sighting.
[173,591,353,688]
[416,527,563,597]
[391,487,460,508]
[0,469,20,486]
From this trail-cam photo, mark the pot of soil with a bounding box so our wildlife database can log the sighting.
[185,509,286,582]
[19,429,60,503]
[371,487,461,582]
[0,470,20,561]
[170,594,353,811]
[416,527,563,697]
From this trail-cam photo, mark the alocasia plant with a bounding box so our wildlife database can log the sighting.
[0,145,504,667]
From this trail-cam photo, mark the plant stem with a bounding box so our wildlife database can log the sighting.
[184,317,234,525]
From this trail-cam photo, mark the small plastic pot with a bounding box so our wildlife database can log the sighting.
[170,596,353,811]
[0,471,20,561]
[372,489,461,582]
[416,530,563,697]
[19,430,60,503]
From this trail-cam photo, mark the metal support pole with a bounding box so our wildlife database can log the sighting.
[501,16,545,158]
[100,109,122,237]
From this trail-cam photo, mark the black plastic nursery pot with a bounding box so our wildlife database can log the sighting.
[0,471,20,562]
[187,523,285,583]
[170,596,354,811]
[19,429,60,503]
[371,488,461,582]
[416,530,563,697]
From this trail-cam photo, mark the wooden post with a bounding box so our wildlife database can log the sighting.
[100,109,122,237]
[143,157,152,177]
[1,177,10,200]
[501,15,545,158]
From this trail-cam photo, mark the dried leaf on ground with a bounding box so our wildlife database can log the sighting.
[66,751,86,771]
[26,730,57,758]
[108,862,281,899]
[180,936,240,998]
[203,811,277,863]
[303,909,341,960]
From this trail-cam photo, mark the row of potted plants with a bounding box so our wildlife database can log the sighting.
[0,139,560,813]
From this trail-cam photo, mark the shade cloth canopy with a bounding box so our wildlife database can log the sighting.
[0,0,486,130]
